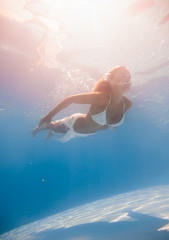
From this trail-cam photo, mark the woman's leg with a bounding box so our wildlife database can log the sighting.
[45,121,69,141]
[31,121,69,138]
[50,121,69,133]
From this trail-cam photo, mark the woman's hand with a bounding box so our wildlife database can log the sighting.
[31,114,52,137]
[38,114,52,127]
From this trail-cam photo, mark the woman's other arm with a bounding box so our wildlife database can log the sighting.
[124,96,132,112]
[38,92,106,127]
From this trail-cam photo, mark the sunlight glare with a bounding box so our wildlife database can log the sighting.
[0,0,32,21]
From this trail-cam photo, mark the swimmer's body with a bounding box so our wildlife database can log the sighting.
[31,66,132,142]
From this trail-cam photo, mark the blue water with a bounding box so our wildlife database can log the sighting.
[1,61,169,239]
[1,0,169,239]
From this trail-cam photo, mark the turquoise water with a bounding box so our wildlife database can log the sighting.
[1,0,169,239]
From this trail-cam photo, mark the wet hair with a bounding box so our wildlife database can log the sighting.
[92,77,111,92]
[106,66,130,82]
[93,66,131,92]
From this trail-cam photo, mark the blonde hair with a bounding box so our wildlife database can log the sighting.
[93,66,130,92]
[92,78,111,92]
[105,66,130,81]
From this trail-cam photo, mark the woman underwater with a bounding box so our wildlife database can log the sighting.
[31,66,132,142]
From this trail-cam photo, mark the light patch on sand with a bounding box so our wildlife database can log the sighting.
[1,185,169,240]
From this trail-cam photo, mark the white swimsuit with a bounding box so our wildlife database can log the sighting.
[54,96,125,142]
[55,113,95,143]
[91,95,125,128]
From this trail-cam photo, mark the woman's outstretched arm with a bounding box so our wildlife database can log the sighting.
[38,92,106,127]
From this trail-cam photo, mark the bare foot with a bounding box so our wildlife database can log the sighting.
[31,126,41,137]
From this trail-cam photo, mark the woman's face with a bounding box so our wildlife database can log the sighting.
[118,70,131,91]
[109,68,131,91]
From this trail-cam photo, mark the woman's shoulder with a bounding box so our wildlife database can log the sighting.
[99,91,111,106]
